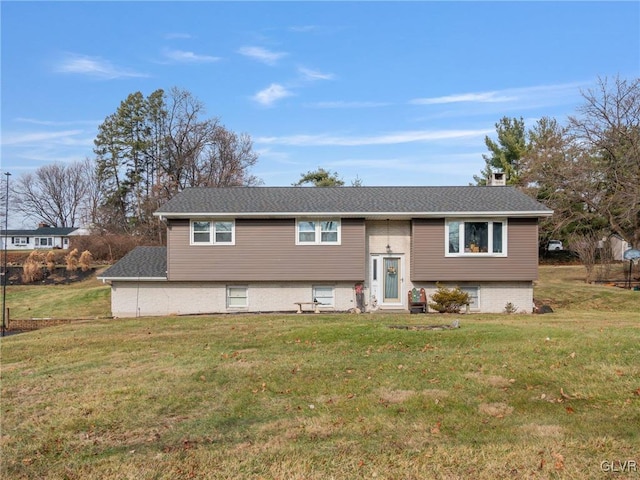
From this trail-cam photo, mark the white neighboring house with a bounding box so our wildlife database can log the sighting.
[0,223,88,251]
[606,234,631,261]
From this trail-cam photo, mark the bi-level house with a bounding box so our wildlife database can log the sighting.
[98,184,552,317]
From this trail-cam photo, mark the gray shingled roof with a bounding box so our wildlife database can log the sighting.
[155,186,552,218]
[1,226,79,236]
[98,246,167,280]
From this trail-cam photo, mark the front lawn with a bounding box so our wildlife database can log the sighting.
[1,266,638,479]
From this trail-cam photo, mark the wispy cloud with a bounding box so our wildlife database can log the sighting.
[306,101,391,109]
[257,128,492,147]
[162,48,221,63]
[252,84,294,107]
[410,82,588,107]
[2,130,86,146]
[2,127,95,173]
[411,91,515,105]
[15,117,100,127]
[54,53,147,79]
[238,46,287,66]
[165,32,192,40]
[289,25,320,33]
[327,152,485,171]
[298,66,335,81]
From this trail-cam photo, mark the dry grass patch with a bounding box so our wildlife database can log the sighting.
[420,388,450,399]
[479,402,514,418]
[465,372,514,388]
[520,423,565,438]
[376,388,416,404]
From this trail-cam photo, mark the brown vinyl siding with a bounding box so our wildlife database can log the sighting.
[411,218,539,281]
[167,218,366,281]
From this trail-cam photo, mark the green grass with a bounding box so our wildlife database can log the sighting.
[4,269,111,318]
[1,266,639,479]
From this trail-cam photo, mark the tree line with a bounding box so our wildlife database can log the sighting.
[475,76,639,256]
[10,87,260,242]
[8,77,639,258]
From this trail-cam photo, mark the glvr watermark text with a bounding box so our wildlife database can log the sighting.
[601,460,638,473]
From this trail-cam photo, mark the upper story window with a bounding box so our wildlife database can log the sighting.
[446,219,507,256]
[191,220,235,245]
[296,219,340,245]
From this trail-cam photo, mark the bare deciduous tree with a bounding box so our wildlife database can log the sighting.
[567,230,603,283]
[523,76,640,254]
[568,76,640,248]
[12,160,91,227]
[93,87,261,239]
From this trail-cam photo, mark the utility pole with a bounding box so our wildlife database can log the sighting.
[2,172,10,337]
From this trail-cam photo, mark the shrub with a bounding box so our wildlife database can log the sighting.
[45,251,57,272]
[22,251,45,283]
[428,283,471,313]
[78,250,94,272]
[504,302,519,314]
[70,234,157,263]
[65,248,79,272]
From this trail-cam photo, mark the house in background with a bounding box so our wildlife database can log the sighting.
[0,223,89,251]
[607,234,631,261]
[99,184,553,317]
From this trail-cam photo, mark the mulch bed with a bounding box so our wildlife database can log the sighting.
[4,266,96,285]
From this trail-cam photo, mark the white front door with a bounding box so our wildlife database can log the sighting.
[370,254,404,308]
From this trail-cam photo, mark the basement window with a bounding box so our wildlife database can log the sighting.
[312,285,335,307]
[459,286,479,311]
[227,286,248,308]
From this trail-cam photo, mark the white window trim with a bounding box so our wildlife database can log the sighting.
[226,285,248,309]
[190,219,235,246]
[13,237,28,245]
[445,218,508,257]
[295,219,341,245]
[312,285,335,307]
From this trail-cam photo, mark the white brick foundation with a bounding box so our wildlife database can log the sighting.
[109,281,361,317]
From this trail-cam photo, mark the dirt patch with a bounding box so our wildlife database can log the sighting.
[420,389,450,399]
[479,402,513,418]
[389,320,460,331]
[377,388,416,404]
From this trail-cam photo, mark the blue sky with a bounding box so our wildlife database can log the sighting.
[1,1,639,189]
